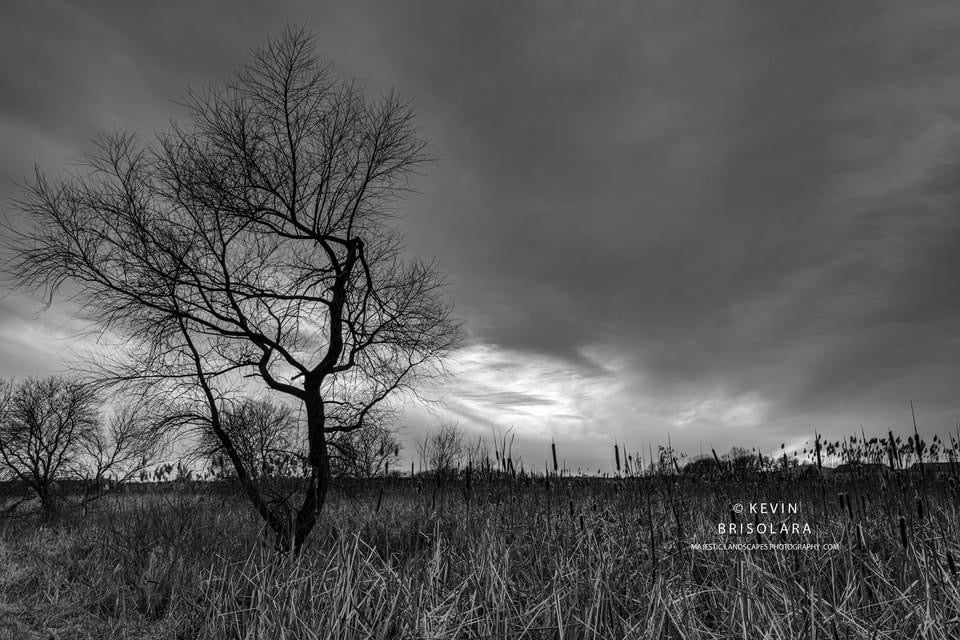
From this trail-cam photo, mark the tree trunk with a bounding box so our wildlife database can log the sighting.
[37,481,56,518]
[293,387,331,552]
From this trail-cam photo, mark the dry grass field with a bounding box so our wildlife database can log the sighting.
[1,467,959,639]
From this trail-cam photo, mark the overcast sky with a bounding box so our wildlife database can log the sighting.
[2,1,960,472]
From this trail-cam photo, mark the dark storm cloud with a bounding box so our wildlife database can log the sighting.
[2,1,960,458]
[356,1,960,426]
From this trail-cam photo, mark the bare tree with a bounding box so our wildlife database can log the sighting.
[0,377,99,512]
[201,398,300,480]
[329,425,401,478]
[7,28,461,550]
[82,399,167,492]
[417,422,465,478]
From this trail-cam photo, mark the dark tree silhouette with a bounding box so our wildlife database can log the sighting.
[0,376,99,511]
[7,29,461,550]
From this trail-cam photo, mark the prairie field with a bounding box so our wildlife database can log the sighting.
[1,468,959,639]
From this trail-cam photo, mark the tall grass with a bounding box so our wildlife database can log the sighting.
[1,465,960,638]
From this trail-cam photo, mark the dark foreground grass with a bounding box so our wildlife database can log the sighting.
[1,472,959,639]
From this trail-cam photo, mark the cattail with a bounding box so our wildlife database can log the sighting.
[889,431,901,469]
[375,487,383,513]
[815,431,823,472]
[899,515,908,549]
[551,441,558,474]
[614,443,621,474]
[916,496,924,520]
[950,436,958,480]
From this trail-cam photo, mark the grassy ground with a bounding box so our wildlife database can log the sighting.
[1,471,959,639]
